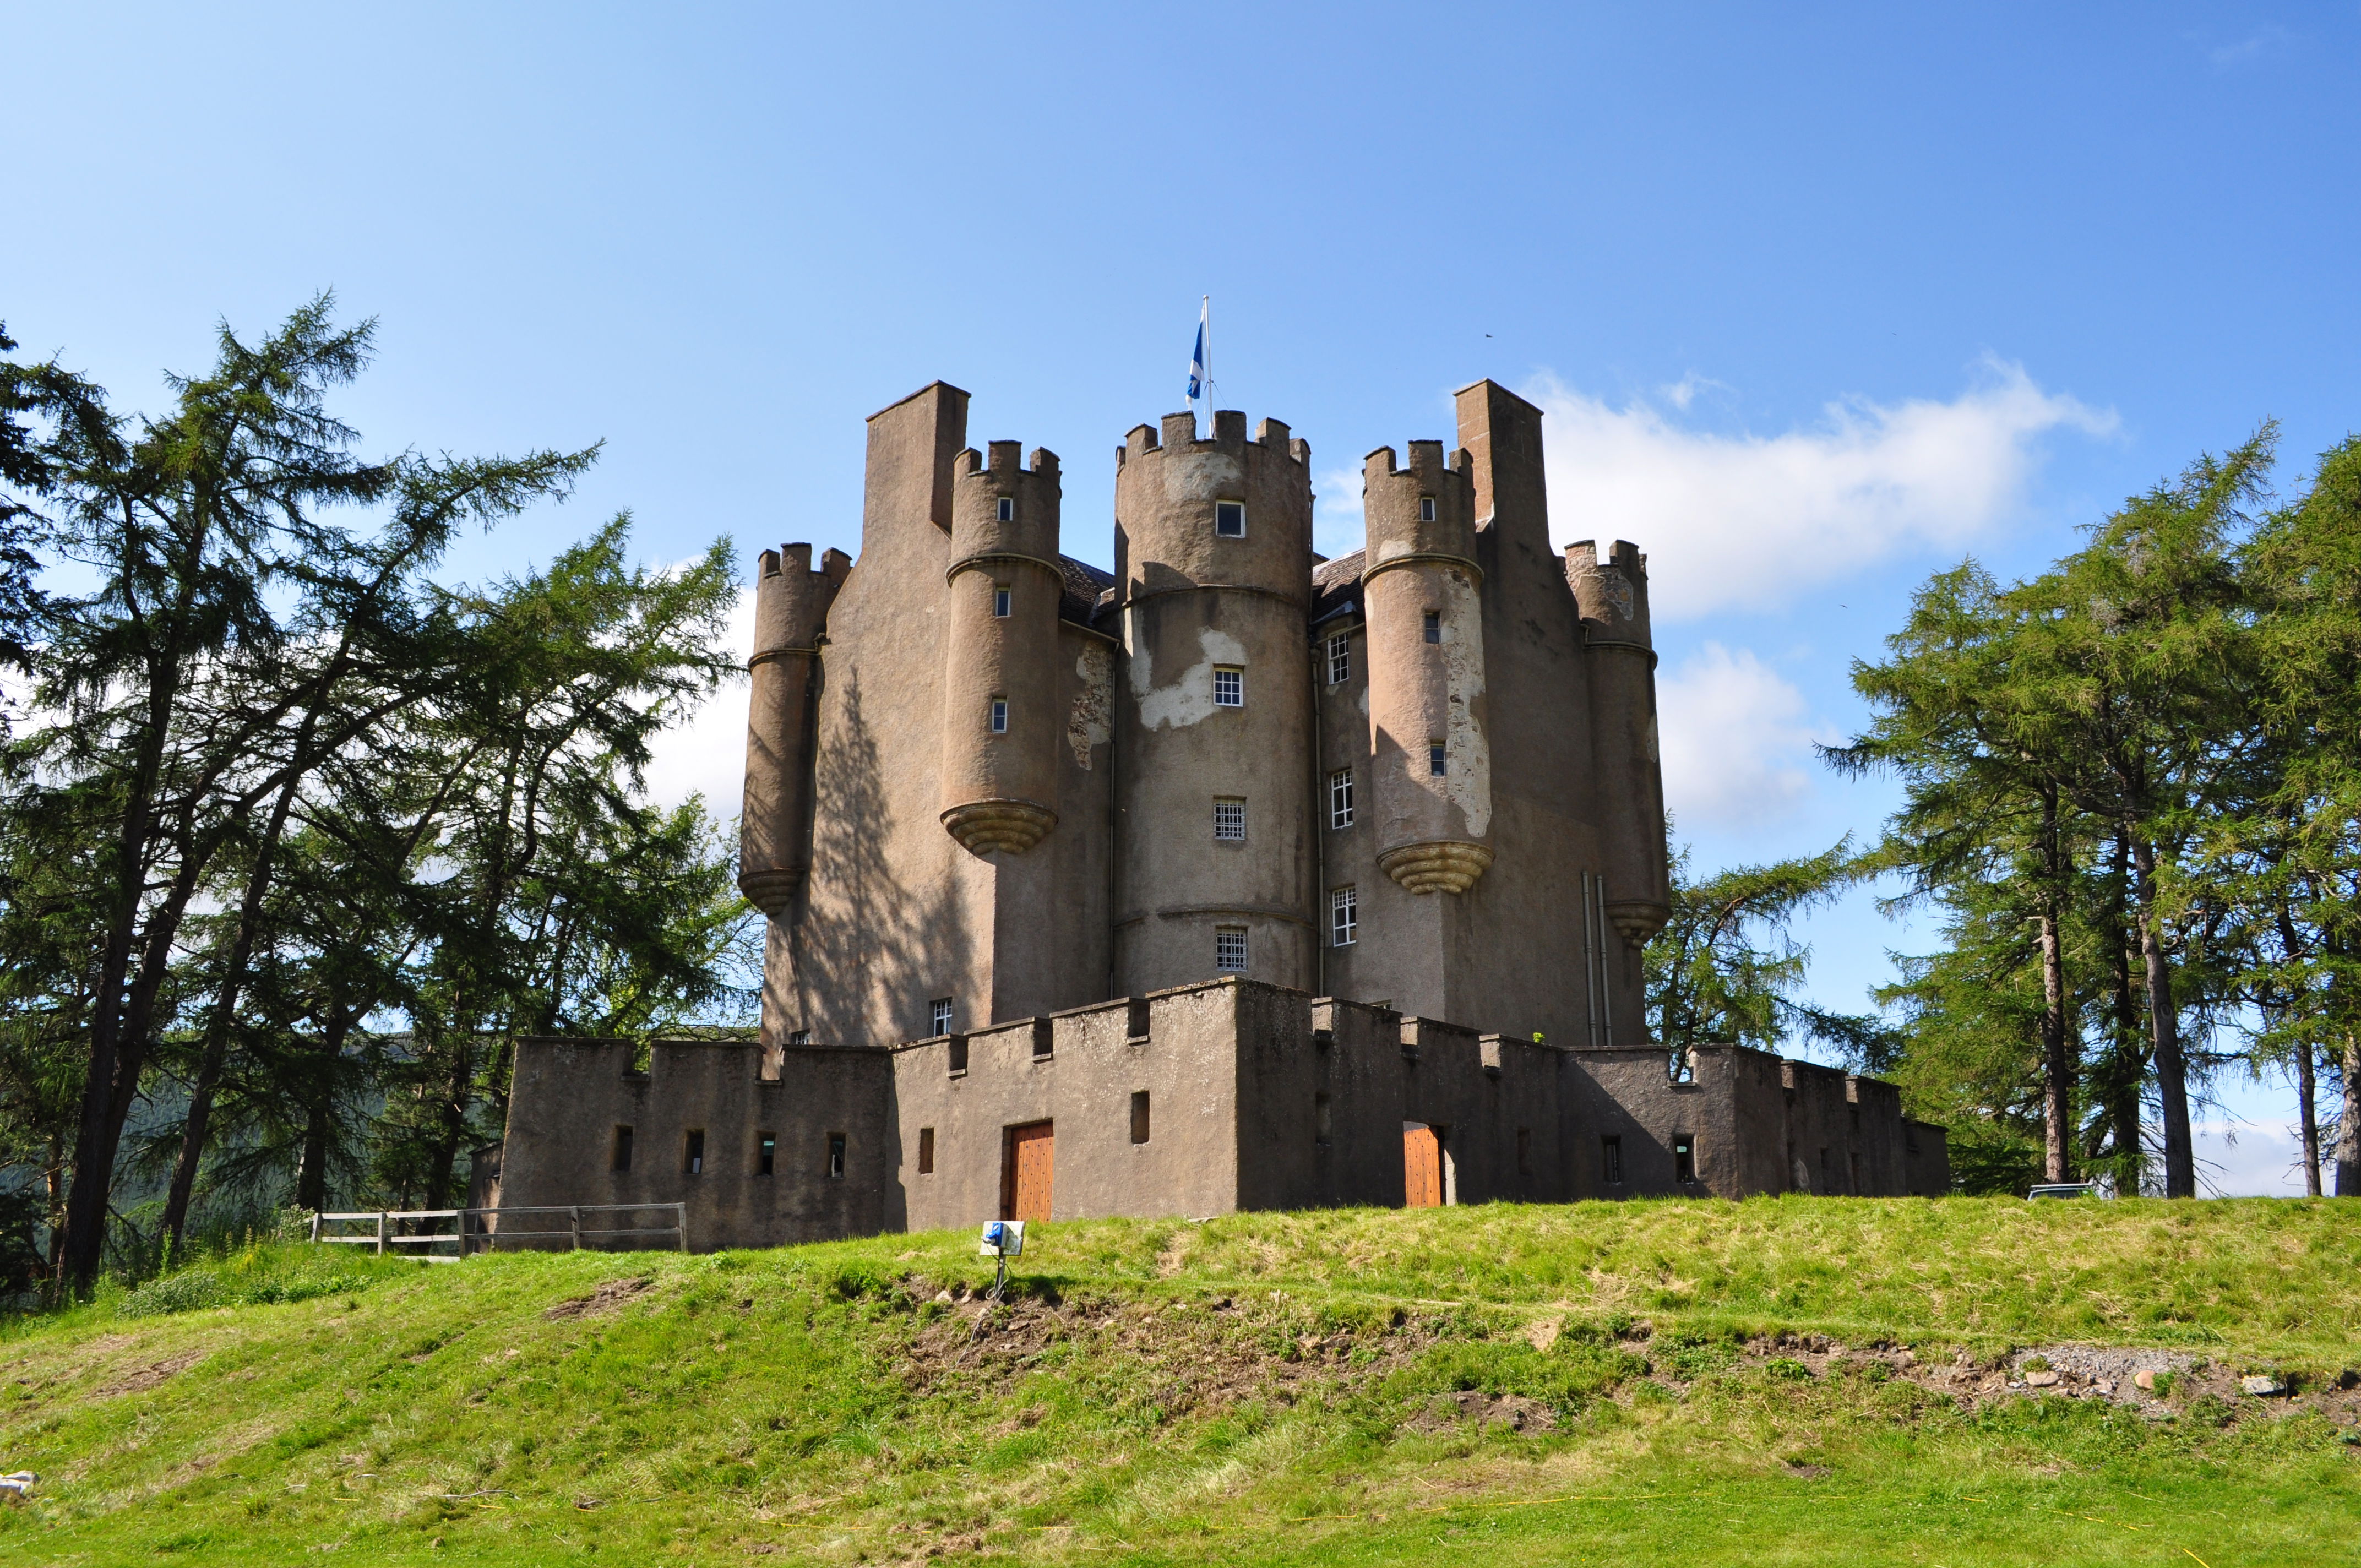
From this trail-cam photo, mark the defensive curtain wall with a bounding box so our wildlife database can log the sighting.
[494,979,1949,1249]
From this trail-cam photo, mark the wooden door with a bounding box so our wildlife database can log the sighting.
[1403,1123,1442,1208]
[1003,1121,1054,1222]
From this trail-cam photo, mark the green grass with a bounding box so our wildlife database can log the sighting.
[1,1197,2356,1565]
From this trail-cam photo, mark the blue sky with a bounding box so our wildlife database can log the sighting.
[8,3,2357,1190]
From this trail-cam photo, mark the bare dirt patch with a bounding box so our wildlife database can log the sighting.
[1408,1391,1557,1435]
[94,1349,204,1398]
[542,1276,654,1321]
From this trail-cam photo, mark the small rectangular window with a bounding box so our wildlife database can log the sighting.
[995,496,1014,522]
[757,1132,776,1177]
[948,1036,969,1074]
[989,697,1008,733]
[1418,496,1437,523]
[1330,885,1357,947]
[827,1133,846,1180]
[1422,610,1440,644]
[1130,1090,1151,1145]
[1212,666,1243,707]
[612,1125,634,1173]
[1675,1136,1697,1183]
[1214,500,1245,537]
[918,1126,935,1174]
[1602,1135,1622,1185]
[1315,1091,1332,1146]
[1517,1127,1532,1175]
[1329,768,1354,829]
[684,1129,705,1175]
[1214,797,1246,841]
[787,1028,811,1046]
[931,997,955,1036]
[993,586,1011,618]
[1326,633,1351,685]
[1215,927,1247,972]
[1428,742,1446,777]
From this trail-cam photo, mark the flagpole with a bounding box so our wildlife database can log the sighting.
[1201,294,1210,429]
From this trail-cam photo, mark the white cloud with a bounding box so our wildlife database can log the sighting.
[1313,466,1366,560]
[639,583,753,819]
[1656,641,1832,829]
[1528,359,2116,619]
[2193,1120,2315,1198]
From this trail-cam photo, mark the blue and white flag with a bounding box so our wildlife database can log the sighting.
[1185,298,1207,402]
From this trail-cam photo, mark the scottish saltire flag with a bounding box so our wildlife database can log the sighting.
[1186,298,1207,401]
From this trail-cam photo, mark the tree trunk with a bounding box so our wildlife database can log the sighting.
[2129,835,2196,1197]
[293,1007,352,1214]
[2337,1033,2361,1197]
[2036,790,2073,1184]
[2091,832,2145,1193]
[2296,1042,2321,1197]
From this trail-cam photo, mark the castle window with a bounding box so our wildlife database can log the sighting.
[1675,1136,1697,1183]
[1130,1091,1151,1145]
[1212,666,1243,707]
[1213,797,1246,840]
[1330,885,1357,947]
[931,997,955,1036]
[684,1129,705,1175]
[1329,768,1354,829]
[1326,633,1351,685]
[1602,1135,1622,1185]
[996,496,1014,522]
[1215,500,1245,537]
[757,1132,776,1177]
[612,1125,634,1173]
[993,586,1011,618]
[1423,610,1440,644]
[787,1028,811,1046]
[1315,1091,1332,1146]
[918,1127,935,1174]
[1419,496,1437,522]
[1215,927,1248,972]
[989,697,1008,733]
[827,1133,846,1180]
[1429,742,1446,777]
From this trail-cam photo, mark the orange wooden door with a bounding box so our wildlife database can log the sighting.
[1403,1124,1442,1208]
[1005,1122,1054,1222]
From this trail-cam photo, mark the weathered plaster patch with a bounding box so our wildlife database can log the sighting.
[1069,646,1113,768]
[1130,626,1250,731]
[1439,572,1491,836]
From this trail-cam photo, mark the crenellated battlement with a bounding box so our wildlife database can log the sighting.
[1565,538,1652,646]
[752,542,849,658]
[948,442,1062,565]
[1116,410,1309,470]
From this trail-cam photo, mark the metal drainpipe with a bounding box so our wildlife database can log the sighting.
[1312,628,1326,1000]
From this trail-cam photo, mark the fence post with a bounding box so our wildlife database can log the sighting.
[569,1206,581,1252]
[674,1202,687,1253]
[375,1211,387,1257]
[308,1211,321,1245]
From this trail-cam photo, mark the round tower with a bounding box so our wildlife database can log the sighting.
[1361,442,1492,894]
[939,442,1065,855]
[1569,538,1670,948]
[1113,409,1315,993]
[740,542,842,914]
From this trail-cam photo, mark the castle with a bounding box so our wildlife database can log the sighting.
[493,380,1947,1246]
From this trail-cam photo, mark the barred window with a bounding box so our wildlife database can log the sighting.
[930,997,954,1036]
[1214,797,1246,841]
[1326,633,1351,685]
[1213,666,1243,707]
[1429,741,1446,776]
[1215,927,1248,972]
[1215,500,1245,537]
[787,1028,811,1046]
[1331,886,1358,947]
[1329,768,1354,829]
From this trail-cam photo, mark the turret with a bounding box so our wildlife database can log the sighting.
[1361,442,1492,894]
[1568,539,1669,947]
[939,442,1065,854]
[1111,410,1316,994]
[739,542,849,914]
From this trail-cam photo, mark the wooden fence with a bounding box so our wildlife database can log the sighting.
[309,1204,687,1259]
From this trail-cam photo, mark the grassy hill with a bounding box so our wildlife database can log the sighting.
[2,1197,2357,1565]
